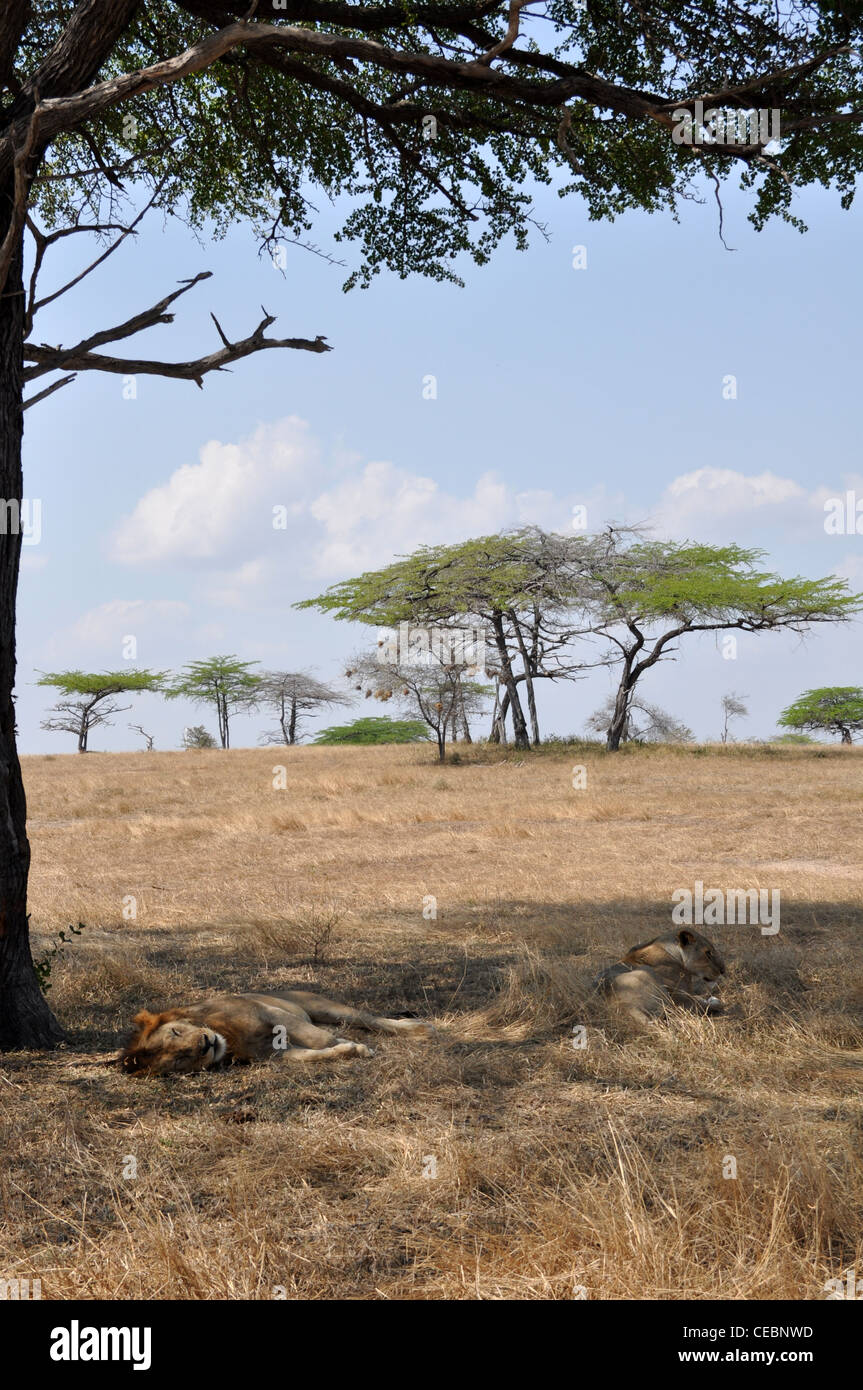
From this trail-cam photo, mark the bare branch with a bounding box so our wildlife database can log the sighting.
[23,274,331,389]
[23,270,215,381]
[25,188,164,334]
[23,373,77,411]
[474,0,535,66]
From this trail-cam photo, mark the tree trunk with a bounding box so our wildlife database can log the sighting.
[490,613,530,749]
[489,684,509,743]
[524,668,540,746]
[508,611,540,745]
[288,696,297,745]
[606,667,635,752]
[0,200,64,1048]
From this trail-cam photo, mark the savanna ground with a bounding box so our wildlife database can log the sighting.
[2,740,862,1300]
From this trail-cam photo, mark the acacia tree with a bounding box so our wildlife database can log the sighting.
[349,648,490,760]
[129,722,155,750]
[778,687,863,744]
[37,668,165,751]
[2,5,863,1047]
[166,656,260,748]
[258,670,348,745]
[586,693,692,744]
[720,691,749,743]
[299,529,600,749]
[578,530,861,751]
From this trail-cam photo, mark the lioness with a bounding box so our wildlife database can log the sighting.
[120,989,435,1075]
[595,929,726,1025]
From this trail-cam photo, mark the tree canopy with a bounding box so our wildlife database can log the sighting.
[778,686,863,743]
[165,656,260,748]
[37,668,166,751]
[314,715,430,744]
[13,0,863,308]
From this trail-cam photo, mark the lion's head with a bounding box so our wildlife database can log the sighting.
[653,928,726,990]
[120,1010,227,1076]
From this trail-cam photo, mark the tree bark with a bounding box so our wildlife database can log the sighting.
[489,684,509,743]
[0,195,64,1048]
[490,612,530,749]
[606,664,635,752]
[508,610,540,745]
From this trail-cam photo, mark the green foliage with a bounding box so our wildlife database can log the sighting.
[165,656,261,702]
[166,656,261,748]
[778,687,863,741]
[182,724,218,749]
[299,530,862,633]
[34,922,86,995]
[24,4,863,290]
[771,732,816,745]
[314,716,430,745]
[571,536,860,630]
[36,669,166,696]
[296,532,552,626]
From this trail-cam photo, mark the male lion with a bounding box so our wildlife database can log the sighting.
[120,989,435,1076]
[595,929,726,1025]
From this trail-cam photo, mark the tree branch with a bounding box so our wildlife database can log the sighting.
[23,373,77,411]
[0,91,40,298]
[474,0,535,67]
[23,274,331,389]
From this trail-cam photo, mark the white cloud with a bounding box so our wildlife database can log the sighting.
[69,599,190,644]
[112,416,620,583]
[110,416,318,565]
[109,422,862,624]
[654,466,809,538]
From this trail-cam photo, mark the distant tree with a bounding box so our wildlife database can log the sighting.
[348,648,491,761]
[771,732,816,745]
[128,724,155,751]
[166,657,260,749]
[298,528,598,750]
[580,529,861,751]
[778,687,863,745]
[258,671,348,746]
[586,694,693,745]
[721,692,749,744]
[37,670,165,752]
[314,717,429,746]
[182,725,218,749]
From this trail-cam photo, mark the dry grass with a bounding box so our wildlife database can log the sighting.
[2,740,863,1300]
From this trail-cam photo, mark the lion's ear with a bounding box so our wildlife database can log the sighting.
[677,930,695,946]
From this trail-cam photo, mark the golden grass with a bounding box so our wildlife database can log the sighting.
[2,740,862,1300]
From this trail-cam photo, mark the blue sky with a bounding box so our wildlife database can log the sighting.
[18,167,863,752]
